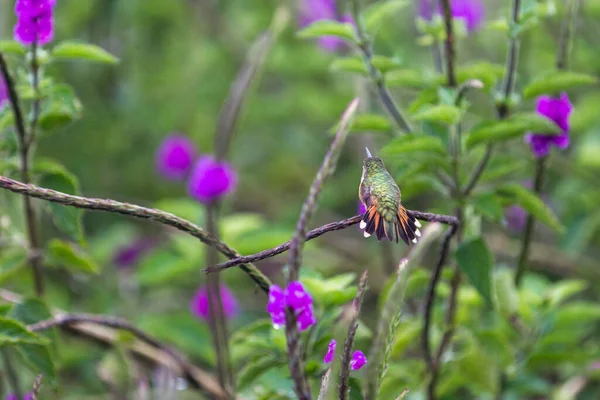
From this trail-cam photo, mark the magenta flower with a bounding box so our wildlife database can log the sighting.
[267,284,287,329]
[187,156,237,204]
[418,0,485,32]
[112,238,157,269]
[0,77,8,109]
[298,0,354,52]
[155,134,197,181]
[190,284,239,321]
[14,0,56,45]
[324,339,336,364]
[525,93,572,158]
[350,350,367,370]
[266,281,317,332]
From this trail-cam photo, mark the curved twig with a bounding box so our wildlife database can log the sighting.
[0,175,272,293]
[206,211,459,274]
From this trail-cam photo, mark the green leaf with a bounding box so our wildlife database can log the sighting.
[347,114,393,134]
[0,106,16,131]
[37,160,84,242]
[52,41,119,64]
[496,183,563,231]
[523,71,598,99]
[493,269,518,316]
[46,238,99,275]
[364,0,409,33]
[381,134,446,157]
[472,192,504,223]
[301,273,358,307]
[455,62,505,92]
[545,280,588,307]
[553,302,600,326]
[385,69,430,89]
[412,104,462,125]
[455,237,494,307]
[38,84,82,131]
[0,248,28,285]
[0,317,48,345]
[0,40,26,56]
[330,57,366,75]
[237,355,283,390]
[466,112,561,149]
[457,343,498,393]
[16,343,56,382]
[297,20,357,43]
[349,377,365,400]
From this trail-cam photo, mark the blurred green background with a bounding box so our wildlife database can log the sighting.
[1,0,600,398]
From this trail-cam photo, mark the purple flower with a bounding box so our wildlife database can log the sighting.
[298,0,354,52]
[296,306,317,331]
[190,284,239,321]
[324,339,336,364]
[350,350,367,370]
[0,77,7,109]
[525,93,572,158]
[6,393,33,400]
[417,0,485,32]
[187,156,237,204]
[504,205,526,233]
[267,284,287,329]
[285,281,313,311]
[155,134,197,181]
[113,238,157,269]
[266,282,317,331]
[14,0,56,45]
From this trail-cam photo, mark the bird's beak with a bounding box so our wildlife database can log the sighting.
[365,147,372,158]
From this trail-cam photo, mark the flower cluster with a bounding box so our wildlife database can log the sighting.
[267,281,316,331]
[323,339,367,370]
[298,0,354,52]
[14,0,56,46]
[418,0,485,33]
[155,134,237,204]
[525,93,572,158]
[190,284,239,321]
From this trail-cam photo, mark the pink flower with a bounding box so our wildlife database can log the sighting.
[155,134,197,181]
[350,350,367,370]
[190,284,239,321]
[417,0,486,33]
[0,77,8,109]
[187,156,237,204]
[324,339,336,364]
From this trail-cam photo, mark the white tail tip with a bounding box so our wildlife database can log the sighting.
[412,238,418,244]
[415,229,421,237]
[415,219,422,228]
[359,221,367,229]
[364,231,371,238]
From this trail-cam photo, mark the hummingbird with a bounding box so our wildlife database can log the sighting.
[359,148,421,245]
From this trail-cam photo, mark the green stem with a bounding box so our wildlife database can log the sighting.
[1,348,22,399]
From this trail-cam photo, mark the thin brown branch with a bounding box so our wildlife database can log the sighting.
[206,211,459,274]
[347,0,412,133]
[421,224,457,371]
[463,0,523,197]
[0,175,272,293]
[285,98,359,400]
[0,289,229,399]
[317,367,332,400]
[439,0,457,87]
[556,0,581,70]
[0,51,44,296]
[31,374,43,400]
[339,271,368,400]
